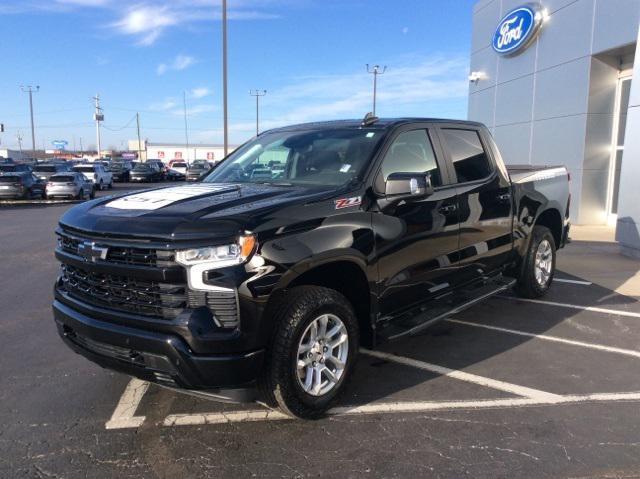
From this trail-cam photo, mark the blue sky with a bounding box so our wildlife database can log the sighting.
[0,0,476,151]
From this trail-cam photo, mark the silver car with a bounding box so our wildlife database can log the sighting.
[45,173,94,200]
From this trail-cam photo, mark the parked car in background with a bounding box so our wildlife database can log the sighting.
[146,159,167,179]
[130,162,163,182]
[192,159,215,168]
[0,163,32,174]
[186,162,210,181]
[0,173,45,199]
[33,163,72,181]
[109,160,133,182]
[168,160,188,176]
[72,164,113,191]
[45,173,94,200]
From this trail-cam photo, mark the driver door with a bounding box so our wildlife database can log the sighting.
[373,126,460,319]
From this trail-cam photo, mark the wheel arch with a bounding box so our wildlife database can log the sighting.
[534,208,563,248]
[275,258,375,347]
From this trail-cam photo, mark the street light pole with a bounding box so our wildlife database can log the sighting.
[222,0,229,156]
[20,85,39,153]
[93,94,103,159]
[183,91,190,162]
[366,64,387,116]
[249,90,267,136]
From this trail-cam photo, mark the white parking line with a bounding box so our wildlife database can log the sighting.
[162,391,640,427]
[105,378,149,430]
[447,319,640,359]
[554,278,592,286]
[361,349,561,400]
[497,296,640,319]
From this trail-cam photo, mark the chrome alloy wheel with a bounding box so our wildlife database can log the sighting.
[296,313,349,397]
[534,239,553,287]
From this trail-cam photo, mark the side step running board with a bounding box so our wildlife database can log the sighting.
[382,277,517,341]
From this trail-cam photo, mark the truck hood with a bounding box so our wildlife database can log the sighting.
[59,182,334,242]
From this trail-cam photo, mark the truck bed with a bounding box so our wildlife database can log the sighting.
[506,164,568,184]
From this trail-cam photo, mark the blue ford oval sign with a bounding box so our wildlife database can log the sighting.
[493,5,544,55]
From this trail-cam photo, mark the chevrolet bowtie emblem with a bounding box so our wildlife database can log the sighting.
[77,241,108,262]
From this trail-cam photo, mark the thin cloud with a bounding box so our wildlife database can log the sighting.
[190,87,211,99]
[112,5,177,46]
[157,55,196,75]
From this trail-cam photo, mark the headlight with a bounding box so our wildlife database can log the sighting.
[176,234,256,268]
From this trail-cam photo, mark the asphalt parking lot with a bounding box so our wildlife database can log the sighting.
[2,189,640,478]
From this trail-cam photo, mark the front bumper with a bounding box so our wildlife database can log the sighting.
[53,298,265,392]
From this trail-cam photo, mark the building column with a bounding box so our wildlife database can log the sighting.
[615,26,640,258]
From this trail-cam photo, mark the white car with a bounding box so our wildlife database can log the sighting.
[73,164,113,191]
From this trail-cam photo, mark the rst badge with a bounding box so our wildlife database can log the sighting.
[493,5,545,55]
[334,196,362,210]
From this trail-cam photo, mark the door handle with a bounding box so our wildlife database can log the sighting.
[497,193,511,202]
[438,204,457,214]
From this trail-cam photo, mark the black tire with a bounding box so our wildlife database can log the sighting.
[75,189,84,200]
[89,188,95,199]
[259,286,359,419]
[108,181,113,189]
[515,225,556,298]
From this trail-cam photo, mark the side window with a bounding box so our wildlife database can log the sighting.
[379,129,442,187]
[440,129,492,183]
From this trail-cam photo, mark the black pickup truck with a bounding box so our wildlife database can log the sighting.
[53,117,570,418]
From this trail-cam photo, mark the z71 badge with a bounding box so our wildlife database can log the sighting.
[334,196,362,209]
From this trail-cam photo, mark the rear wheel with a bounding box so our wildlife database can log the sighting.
[260,286,359,419]
[89,188,95,199]
[515,225,556,298]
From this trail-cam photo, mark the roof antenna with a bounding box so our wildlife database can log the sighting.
[361,112,379,126]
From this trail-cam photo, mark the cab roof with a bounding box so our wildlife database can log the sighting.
[264,118,485,134]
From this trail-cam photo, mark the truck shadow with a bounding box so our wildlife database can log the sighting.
[340,268,640,407]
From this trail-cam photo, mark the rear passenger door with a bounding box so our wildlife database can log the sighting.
[373,125,461,319]
[436,126,513,283]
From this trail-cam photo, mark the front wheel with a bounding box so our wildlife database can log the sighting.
[75,189,84,200]
[260,286,359,419]
[515,225,556,298]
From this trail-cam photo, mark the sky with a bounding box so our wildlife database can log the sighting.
[0,0,477,151]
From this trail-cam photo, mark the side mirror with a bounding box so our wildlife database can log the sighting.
[385,172,434,200]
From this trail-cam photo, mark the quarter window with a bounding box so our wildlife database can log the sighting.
[380,129,442,187]
[440,129,492,183]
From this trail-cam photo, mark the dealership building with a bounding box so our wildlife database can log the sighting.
[468,0,640,256]
[127,141,236,164]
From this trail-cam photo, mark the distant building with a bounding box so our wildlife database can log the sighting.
[127,140,238,164]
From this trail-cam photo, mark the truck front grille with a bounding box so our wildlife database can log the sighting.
[60,264,187,319]
[58,231,175,267]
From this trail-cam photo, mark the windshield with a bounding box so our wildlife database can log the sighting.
[133,164,151,171]
[203,128,384,186]
[0,165,19,172]
[171,162,187,168]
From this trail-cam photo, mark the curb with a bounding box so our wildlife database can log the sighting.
[0,199,84,208]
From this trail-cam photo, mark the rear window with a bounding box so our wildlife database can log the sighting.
[440,129,492,183]
[0,175,21,183]
[172,162,187,167]
[50,175,76,182]
[74,166,95,173]
[0,165,18,172]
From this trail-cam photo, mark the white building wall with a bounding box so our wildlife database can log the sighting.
[615,27,640,258]
[468,0,640,225]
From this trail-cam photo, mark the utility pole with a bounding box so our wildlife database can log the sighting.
[366,64,387,116]
[136,112,143,162]
[93,94,104,159]
[20,85,39,152]
[17,132,23,157]
[183,91,190,162]
[249,90,267,136]
[222,0,229,156]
